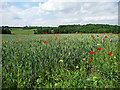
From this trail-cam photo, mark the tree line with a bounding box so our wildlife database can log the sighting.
[35,24,119,34]
[0,26,11,34]
[0,24,119,34]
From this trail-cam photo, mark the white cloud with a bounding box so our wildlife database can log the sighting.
[23,3,31,8]
[0,1,118,26]
[84,16,118,21]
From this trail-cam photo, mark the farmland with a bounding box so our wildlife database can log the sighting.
[2,33,119,88]
[11,28,35,35]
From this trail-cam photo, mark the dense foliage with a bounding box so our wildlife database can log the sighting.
[1,24,119,35]
[2,34,119,88]
[36,24,119,34]
[1,26,11,34]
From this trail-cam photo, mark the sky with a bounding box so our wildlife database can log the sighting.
[0,0,119,27]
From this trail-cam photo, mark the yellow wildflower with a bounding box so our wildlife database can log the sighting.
[80,69,82,71]
[97,44,100,46]
[93,76,97,80]
[114,62,117,64]
[55,83,58,86]
[114,56,116,59]
[59,60,63,62]
[83,58,85,60]
[76,66,79,68]
[66,42,68,45]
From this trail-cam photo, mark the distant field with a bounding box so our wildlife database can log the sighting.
[11,28,35,35]
[2,33,119,88]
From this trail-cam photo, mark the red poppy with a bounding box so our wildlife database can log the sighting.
[88,59,91,61]
[81,34,83,35]
[105,36,108,38]
[44,41,47,43]
[90,51,94,54]
[108,52,112,56]
[100,33,102,35]
[98,48,102,51]
[97,35,99,37]
[91,35,93,37]
[104,33,105,35]
[95,51,98,53]
[55,37,57,39]
[46,33,48,34]
[16,37,17,38]
[20,37,22,39]
[2,40,3,42]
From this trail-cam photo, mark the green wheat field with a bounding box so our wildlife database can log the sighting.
[2,33,119,88]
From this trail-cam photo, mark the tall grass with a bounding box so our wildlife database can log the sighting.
[2,33,119,88]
